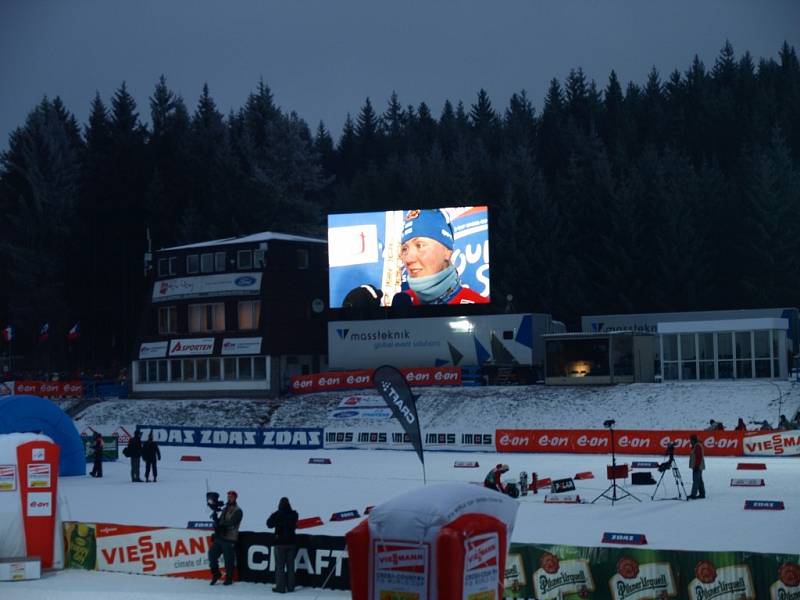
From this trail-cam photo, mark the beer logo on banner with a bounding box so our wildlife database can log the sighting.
[609,556,677,600]
[533,552,595,600]
[688,562,756,600]
[770,562,800,599]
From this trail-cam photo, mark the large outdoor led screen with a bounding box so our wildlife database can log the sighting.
[328,206,490,308]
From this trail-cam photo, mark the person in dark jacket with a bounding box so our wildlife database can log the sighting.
[89,432,103,478]
[734,418,747,431]
[209,490,243,586]
[142,432,161,482]
[127,430,143,482]
[267,497,299,593]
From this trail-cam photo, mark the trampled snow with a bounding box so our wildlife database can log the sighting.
[3,380,799,598]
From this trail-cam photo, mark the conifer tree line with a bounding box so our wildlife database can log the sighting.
[1,41,799,371]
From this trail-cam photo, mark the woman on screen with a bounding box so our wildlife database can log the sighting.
[397,209,485,305]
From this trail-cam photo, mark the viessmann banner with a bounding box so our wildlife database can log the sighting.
[136,425,324,449]
[290,366,461,394]
[152,273,262,303]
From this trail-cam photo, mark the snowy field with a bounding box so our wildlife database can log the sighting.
[4,380,800,598]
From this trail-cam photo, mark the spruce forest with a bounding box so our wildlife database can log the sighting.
[1,41,799,370]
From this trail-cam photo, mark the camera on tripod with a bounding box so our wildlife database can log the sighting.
[657,442,676,473]
[603,419,616,429]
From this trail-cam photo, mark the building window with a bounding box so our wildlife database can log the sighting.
[209,358,221,381]
[158,257,177,277]
[237,250,252,269]
[201,253,214,273]
[215,252,226,272]
[182,359,195,380]
[297,248,309,270]
[735,331,752,379]
[238,357,252,379]
[238,300,261,330]
[254,249,266,268]
[158,306,178,334]
[188,303,225,332]
[186,254,199,274]
[679,333,696,380]
[170,360,182,381]
[224,358,237,380]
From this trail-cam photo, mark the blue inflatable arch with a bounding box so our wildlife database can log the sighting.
[0,395,85,476]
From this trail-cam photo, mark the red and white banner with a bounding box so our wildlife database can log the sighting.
[168,338,214,357]
[495,429,745,456]
[94,522,217,578]
[290,366,461,394]
[16,440,60,568]
[12,381,83,398]
[743,430,800,456]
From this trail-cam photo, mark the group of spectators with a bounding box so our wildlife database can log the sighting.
[708,414,800,431]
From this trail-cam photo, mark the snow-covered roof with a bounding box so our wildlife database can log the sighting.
[159,231,326,251]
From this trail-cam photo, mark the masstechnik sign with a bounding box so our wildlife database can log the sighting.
[136,426,323,449]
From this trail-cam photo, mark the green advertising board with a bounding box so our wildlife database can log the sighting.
[63,522,97,570]
[505,542,799,599]
[81,435,119,462]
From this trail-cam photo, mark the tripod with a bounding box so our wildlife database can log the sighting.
[592,423,640,505]
[651,460,689,501]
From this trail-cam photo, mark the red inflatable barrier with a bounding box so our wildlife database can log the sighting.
[737,463,767,470]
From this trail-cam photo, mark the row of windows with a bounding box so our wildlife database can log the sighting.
[157,248,310,277]
[158,301,260,334]
[661,331,782,380]
[138,357,268,383]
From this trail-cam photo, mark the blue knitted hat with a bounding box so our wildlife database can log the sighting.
[401,209,454,250]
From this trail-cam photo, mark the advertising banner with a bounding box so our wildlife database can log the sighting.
[87,522,216,578]
[0,464,17,491]
[152,273,262,303]
[328,394,393,419]
[374,365,425,466]
[139,341,168,359]
[503,543,800,600]
[13,380,83,398]
[324,429,495,452]
[16,440,60,568]
[237,531,350,590]
[136,425,324,449]
[0,381,14,395]
[496,429,745,457]
[168,338,214,357]
[221,337,263,355]
[743,429,800,456]
[63,522,98,570]
[290,366,461,394]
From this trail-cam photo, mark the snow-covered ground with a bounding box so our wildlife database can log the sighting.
[4,380,800,599]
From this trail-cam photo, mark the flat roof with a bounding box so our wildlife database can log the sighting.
[657,317,789,334]
[160,231,326,251]
[542,331,654,339]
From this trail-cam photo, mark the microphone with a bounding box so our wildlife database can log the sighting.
[391,291,413,307]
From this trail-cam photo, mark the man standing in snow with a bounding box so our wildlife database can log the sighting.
[688,434,706,499]
[142,432,161,482]
[209,490,243,586]
[89,432,103,478]
[267,496,299,593]
[127,430,143,482]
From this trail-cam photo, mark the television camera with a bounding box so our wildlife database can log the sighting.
[657,442,676,473]
[206,492,224,514]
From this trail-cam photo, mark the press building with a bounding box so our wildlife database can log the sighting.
[132,232,328,396]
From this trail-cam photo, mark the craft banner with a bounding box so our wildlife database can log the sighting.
[503,543,800,600]
[373,365,424,466]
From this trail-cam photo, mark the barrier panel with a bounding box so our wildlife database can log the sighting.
[743,429,800,456]
[135,426,324,449]
[81,436,118,462]
[496,429,745,457]
[503,542,799,599]
[324,429,494,452]
[11,381,83,398]
[290,366,461,394]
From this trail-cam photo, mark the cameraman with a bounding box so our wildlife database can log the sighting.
[208,490,243,586]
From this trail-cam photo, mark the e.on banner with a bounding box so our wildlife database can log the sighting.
[13,380,83,398]
[495,429,745,457]
[290,367,461,394]
[94,522,216,578]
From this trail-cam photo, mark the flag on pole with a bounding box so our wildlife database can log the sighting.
[1,325,12,342]
[38,323,50,343]
[67,322,80,341]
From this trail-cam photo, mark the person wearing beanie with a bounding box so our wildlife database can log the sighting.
[484,463,510,493]
[267,497,300,593]
[397,209,486,305]
[209,490,243,586]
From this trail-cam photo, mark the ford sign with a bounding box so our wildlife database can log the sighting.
[235,276,257,286]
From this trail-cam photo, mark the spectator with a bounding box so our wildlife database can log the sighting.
[267,497,299,593]
[715,421,724,431]
[89,432,103,478]
[734,418,747,431]
[757,419,773,431]
[778,414,795,430]
[125,430,143,482]
[209,491,243,586]
[705,419,718,431]
[484,463,510,493]
[688,434,706,500]
[142,432,161,482]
